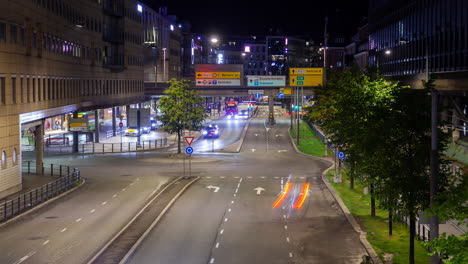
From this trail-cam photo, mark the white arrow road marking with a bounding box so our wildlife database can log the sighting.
[207,185,220,192]
[253,187,265,195]
[251,148,256,152]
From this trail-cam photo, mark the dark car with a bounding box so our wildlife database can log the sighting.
[235,109,249,119]
[202,125,219,138]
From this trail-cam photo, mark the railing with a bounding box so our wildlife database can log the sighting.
[0,162,81,223]
[43,138,168,155]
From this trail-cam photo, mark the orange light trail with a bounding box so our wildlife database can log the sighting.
[272,182,293,208]
[292,183,310,210]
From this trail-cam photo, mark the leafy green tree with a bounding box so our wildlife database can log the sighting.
[157,79,207,153]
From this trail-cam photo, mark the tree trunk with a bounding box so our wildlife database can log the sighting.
[177,129,181,154]
[409,212,416,264]
[349,168,354,189]
[389,208,393,236]
[370,183,376,217]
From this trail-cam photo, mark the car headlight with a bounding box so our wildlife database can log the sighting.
[152,123,156,127]
[203,131,208,135]
[214,130,219,135]
[136,129,139,133]
[125,129,128,133]
[235,115,239,119]
[227,115,232,119]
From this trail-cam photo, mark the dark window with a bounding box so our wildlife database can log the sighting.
[10,25,17,43]
[0,23,6,42]
[11,77,16,104]
[0,77,5,104]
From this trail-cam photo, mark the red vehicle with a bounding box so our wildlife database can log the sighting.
[225,99,238,119]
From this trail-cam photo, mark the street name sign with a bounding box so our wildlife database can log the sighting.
[196,72,241,79]
[195,79,240,86]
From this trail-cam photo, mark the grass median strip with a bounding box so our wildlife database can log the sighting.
[290,123,430,264]
[326,170,429,264]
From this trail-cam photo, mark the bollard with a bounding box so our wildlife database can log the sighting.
[92,143,95,153]
[82,144,84,153]
[27,161,31,174]
[128,142,130,151]
[102,144,104,153]
[51,164,54,176]
[60,165,62,177]
[120,142,122,152]
[112,144,114,153]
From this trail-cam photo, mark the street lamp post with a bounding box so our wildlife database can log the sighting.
[162,48,167,82]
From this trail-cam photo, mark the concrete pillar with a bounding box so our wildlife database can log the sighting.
[112,107,117,136]
[268,95,275,125]
[452,97,461,142]
[95,110,100,143]
[35,122,43,175]
[72,111,79,153]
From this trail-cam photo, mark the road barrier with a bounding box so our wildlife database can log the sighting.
[43,138,168,155]
[0,162,81,223]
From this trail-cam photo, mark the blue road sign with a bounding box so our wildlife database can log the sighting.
[185,146,193,155]
[278,92,284,99]
[254,92,261,99]
[337,151,345,159]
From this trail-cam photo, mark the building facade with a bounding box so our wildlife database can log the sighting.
[369,0,468,140]
[0,0,145,198]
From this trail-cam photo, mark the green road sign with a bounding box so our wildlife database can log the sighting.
[297,81,304,85]
[297,76,305,80]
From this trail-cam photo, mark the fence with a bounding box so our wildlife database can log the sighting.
[0,162,81,223]
[43,138,168,154]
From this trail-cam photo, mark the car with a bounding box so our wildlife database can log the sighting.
[125,127,139,136]
[235,110,249,119]
[150,119,158,130]
[202,125,219,138]
[141,127,150,134]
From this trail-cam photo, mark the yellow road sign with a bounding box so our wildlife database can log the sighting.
[289,68,323,75]
[195,72,241,79]
[280,87,292,95]
[289,75,323,87]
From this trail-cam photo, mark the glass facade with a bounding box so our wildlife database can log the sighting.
[369,0,468,76]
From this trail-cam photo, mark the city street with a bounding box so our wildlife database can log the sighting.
[0,107,367,264]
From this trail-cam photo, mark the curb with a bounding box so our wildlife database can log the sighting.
[288,131,382,264]
[0,178,86,227]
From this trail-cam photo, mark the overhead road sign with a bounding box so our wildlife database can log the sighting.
[195,79,241,86]
[254,93,261,99]
[289,67,323,87]
[195,64,243,87]
[69,118,88,132]
[196,72,241,79]
[247,76,286,87]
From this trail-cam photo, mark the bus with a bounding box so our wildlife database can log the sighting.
[225,99,238,118]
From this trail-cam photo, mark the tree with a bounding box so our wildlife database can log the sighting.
[157,79,207,154]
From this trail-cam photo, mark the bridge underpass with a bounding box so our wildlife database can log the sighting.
[145,85,315,125]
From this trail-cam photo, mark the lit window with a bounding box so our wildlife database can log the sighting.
[12,148,17,164]
[244,46,251,53]
[170,24,174,31]
[1,151,6,168]
[137,4,143,13]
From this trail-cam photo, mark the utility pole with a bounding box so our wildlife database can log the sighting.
[323,16,328,87]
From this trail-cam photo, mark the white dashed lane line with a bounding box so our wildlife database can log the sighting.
[75,218,82,222]
[12,251,36,264]
[42,240,49,246]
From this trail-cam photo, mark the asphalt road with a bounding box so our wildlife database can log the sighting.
[127,108,367,264]
[1,105,366,264]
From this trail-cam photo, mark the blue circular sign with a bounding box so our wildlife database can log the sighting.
[254,93,261,99]
[337,151,345,159]
[278,92,284,99]
[185,146,194,155]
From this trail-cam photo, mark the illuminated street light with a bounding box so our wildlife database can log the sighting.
[385,49,391,55]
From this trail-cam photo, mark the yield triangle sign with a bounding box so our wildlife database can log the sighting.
[184,136,195,146]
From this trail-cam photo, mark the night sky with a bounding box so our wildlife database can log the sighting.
[142,0,368,39]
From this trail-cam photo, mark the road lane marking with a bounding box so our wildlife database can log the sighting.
[235,188,239,193]
[239,178,243,183]
[113,194,117,198]
[289,252,293,258]
[284,225,288,230]
[220,229,224,234]
[233,194,236,197]
[286,237,290,243]
[228,208,231,212]
[220,176,225,178]
[13,251,36,264]
[206,176,212,178]
[42,240,49,245]
[61,228,67,232]
[224,218,228,222]
[102,201,107,205]
[261,176,265,179]
[247,176,252,178]
[273,183,293,208]
[215,242,220,248]
[292,183,310,210]
[76,218,82,222]
[210,258,215,263]
[130,183,134,186]
[122,188,126,191]
[90,209,96,213]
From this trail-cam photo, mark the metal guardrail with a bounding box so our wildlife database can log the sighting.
[43,138,168,154]
[0,162,81,223]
